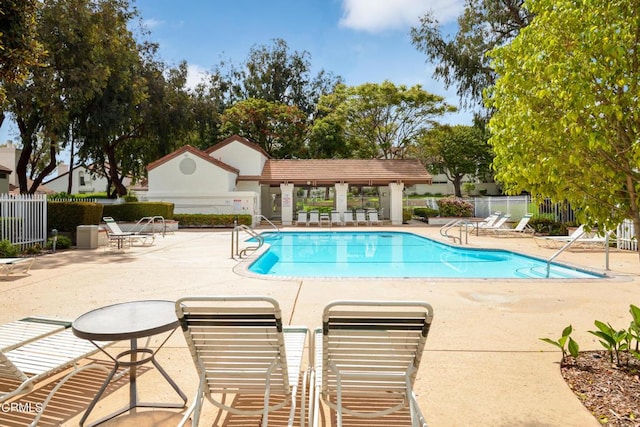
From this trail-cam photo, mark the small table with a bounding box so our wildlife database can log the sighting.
[72,300,187,426]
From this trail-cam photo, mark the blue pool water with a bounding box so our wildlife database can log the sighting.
[247,231,602,279]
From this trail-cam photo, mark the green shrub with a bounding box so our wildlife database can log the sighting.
[0,239,19,257]
[48,201,104,232]
[173,214,252,227]
[102,202,174,221]
[529,216,567,235]
[25,244,42,255]
[413,207,439,221]
[436,196,473,217]
[402,208,413,223]
[46,235,71,250]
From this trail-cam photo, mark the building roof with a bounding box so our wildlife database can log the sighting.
[147,144,240,175]
[9,181,56,195]
[0,163,11,173]
[255,159,432,186]
[205,134,272,159]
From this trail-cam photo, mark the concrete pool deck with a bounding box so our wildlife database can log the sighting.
[1,223,638,426]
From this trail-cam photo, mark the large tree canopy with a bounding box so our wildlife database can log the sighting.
[486,0,640,254]
[411,0,531,110]
[0,0,44,106]
[410,124,492,197]
[312,81,455,159]
[220,98,307,159]
[211,38,341,117]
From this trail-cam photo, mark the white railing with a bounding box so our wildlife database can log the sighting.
[617,219,638,251]
[0,194,48,250]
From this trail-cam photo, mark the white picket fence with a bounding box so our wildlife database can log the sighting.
[617,219,638,251]
[0,194,48,250]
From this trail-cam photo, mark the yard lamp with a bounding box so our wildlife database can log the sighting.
[51,229,58,252]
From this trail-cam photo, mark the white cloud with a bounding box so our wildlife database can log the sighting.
[339,0,463,32]
[185,64,208,91]
[143,18,164,30]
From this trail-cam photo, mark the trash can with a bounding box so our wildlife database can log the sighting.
[76,225,99,249]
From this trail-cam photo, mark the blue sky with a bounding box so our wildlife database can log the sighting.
[1,0,472,146]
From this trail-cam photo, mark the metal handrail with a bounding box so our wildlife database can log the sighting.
[254,215,280,235]
[131,215,168,237]
[440,219,473,244]
[231,224,264,259]
[545,230,588,277]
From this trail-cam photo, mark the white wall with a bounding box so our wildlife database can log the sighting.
[0,142,20,186]
[146,192,257,216]
[148,152,237,195]
[44,166,109,194]
[208,140,267,176]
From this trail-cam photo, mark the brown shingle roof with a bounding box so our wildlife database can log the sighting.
[147,145,239,174]
[256,159,432,186]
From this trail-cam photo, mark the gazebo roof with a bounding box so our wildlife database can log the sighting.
[253,159,432,186]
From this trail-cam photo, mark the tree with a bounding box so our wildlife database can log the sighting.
[313,81,455,159]
[220,98,307,158]
[212,38,341,117]
[3,0,146,195]
[410,0,532,110]
[411,124,492,197]
[486,0,640,257]
[0,0,44,106]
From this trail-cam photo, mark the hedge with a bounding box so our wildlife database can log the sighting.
[102,202,174,221]
[173,214,252,228]
[48,201,104,232]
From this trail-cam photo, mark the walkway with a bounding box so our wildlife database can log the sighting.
[1,224,638,426]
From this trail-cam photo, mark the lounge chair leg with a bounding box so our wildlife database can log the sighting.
[33,363,110,427]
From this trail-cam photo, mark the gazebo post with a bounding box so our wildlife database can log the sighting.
[280,183,294,225]
[389,182,405,225]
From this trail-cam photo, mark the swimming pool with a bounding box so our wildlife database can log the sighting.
[247,231,602,279]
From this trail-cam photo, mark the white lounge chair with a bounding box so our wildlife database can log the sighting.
[0,328,112,427]
[0,257,35,278]
[534,224,586,248]
[103,216,154,246]
[308,210,320,226]
[331,210,343,226]
[355,210,367,226]
[492,214,535,237]
[311,300,434,427]
[296,211,309,226]
[477,214,511,233]
[570,229,615,249]
[477,211,501,228]
[175,296,309,427]
[0,316,69,352]
[367,210,382,226]
[342,211,356,226]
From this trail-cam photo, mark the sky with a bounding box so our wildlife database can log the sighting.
[0,0,473,146]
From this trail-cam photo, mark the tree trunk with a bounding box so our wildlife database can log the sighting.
[452,176,463,198]
[66,140,74,194]
[105,146,127,197]
[28,145,57,194]
[15,116,34,194]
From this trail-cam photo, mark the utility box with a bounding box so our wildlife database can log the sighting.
[76,225,99,249]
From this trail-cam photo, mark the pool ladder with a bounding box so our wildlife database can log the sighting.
[440,219,475,244]
[231,225,264,259]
